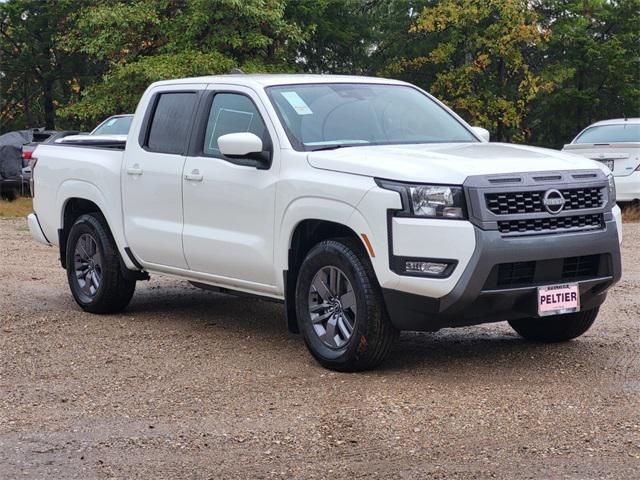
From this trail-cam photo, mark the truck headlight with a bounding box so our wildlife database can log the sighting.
[607,173,616,204]
[377,180,467,219]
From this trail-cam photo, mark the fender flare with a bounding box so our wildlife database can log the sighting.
[56,179,138,270]
[276,196,379,289]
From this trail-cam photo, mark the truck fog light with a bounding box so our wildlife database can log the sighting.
[405,261,449,275]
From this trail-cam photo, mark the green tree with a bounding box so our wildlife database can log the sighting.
[529,0,640,148]
[0,0,100,131]
[389,0,566,142]
[59,0,306,125]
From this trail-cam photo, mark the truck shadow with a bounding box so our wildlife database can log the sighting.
[124,282,606,376]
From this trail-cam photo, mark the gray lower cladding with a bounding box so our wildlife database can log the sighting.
[382,218,621,332]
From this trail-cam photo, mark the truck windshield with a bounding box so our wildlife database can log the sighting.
[266,83,477,151]
[574,124,640,144]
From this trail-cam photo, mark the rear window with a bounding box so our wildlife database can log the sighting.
[146,92,198,154]
[574,124,640,144]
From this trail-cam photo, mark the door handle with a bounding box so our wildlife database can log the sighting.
[184,169,204,182]
[126,164,143,176]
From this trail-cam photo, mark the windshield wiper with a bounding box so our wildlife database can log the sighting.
[308,144,361,152]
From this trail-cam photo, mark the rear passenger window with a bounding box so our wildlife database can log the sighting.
[203,93,269,157]
[146,92,197,154]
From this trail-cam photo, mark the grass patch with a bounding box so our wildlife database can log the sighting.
[0,196,33,218]
[622,204,640,223]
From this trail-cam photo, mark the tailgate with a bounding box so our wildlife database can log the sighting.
[563,143,640,176]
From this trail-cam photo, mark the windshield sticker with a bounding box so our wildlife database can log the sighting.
[281,91,313,115]
[105,118,117,126]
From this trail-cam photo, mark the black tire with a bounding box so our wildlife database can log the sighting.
[508,307,599,342]
[295,238,398,372]
[1,189,17,201]
[65,213,136,313]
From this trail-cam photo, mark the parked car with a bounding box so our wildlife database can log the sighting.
[58,114,133,143]
[563,118,640,203]
[1,128,77,200]
[20,130,80,195]
[27,75,622,371]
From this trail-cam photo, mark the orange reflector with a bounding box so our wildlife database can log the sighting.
[360,233,375,258]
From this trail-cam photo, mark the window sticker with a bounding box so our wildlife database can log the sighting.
[281,91,313,115]
[105,118,117,127]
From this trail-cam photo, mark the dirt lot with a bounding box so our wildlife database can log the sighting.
[1,218,638,479]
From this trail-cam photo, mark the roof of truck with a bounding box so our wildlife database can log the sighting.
[150,74,409,89]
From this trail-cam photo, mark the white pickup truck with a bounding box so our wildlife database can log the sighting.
[27,74,623,371]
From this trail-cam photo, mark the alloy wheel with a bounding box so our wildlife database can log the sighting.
[308,266,357,348]
[73,233,102,298]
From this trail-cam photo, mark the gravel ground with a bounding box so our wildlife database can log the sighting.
[1,218,638,479]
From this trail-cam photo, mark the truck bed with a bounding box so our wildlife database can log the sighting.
[32,142,126,247]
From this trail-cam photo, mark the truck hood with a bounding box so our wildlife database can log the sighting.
[307,142,607,184]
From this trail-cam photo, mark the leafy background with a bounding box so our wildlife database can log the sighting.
[1,0,638,147]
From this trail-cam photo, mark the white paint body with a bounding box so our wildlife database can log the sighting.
[28,74,622,301]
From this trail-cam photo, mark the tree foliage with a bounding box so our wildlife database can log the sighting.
[1,0,638,147]
[389,0,567,142]
[529,0,640,146]
[57,0,305,125]
[0,0,100,130]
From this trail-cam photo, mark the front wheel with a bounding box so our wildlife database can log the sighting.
[508,307,599,342]
[295,238,398,372]
[66,213,136,313]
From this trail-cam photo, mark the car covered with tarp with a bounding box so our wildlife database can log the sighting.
[0,129,33,199]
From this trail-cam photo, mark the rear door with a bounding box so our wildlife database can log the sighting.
[122,84,202,268]
[181,85,280,289]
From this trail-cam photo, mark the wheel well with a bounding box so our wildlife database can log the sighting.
[284,220,363,333]
[59,198,101,268]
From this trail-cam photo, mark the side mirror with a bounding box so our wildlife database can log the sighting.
[218,132,263,157]
[471,126,490,142]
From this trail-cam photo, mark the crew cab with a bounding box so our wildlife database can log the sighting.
[27,75,623,371]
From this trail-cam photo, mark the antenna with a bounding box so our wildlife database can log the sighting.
[229,68,245,75]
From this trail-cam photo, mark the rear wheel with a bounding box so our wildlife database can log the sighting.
[295,238,398,371]
[508,307,599,342]
[66,213,136,313]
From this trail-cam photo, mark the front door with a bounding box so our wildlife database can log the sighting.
[182,86,279,289]
[122,85,201,268]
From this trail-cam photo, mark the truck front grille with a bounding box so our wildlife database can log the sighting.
[487,254,607,289]
[497,261,536,286]
[485,187,604,215]
[497,214,604,234]
[561,254,600,280]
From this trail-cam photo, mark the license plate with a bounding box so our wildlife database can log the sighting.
[597,159,615,171]
[537,284,580,316]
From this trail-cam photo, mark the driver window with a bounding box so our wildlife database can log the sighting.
[203,93,269,158]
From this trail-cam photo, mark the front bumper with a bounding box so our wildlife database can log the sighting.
[614,171,640,202]
[382,218,621,331]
